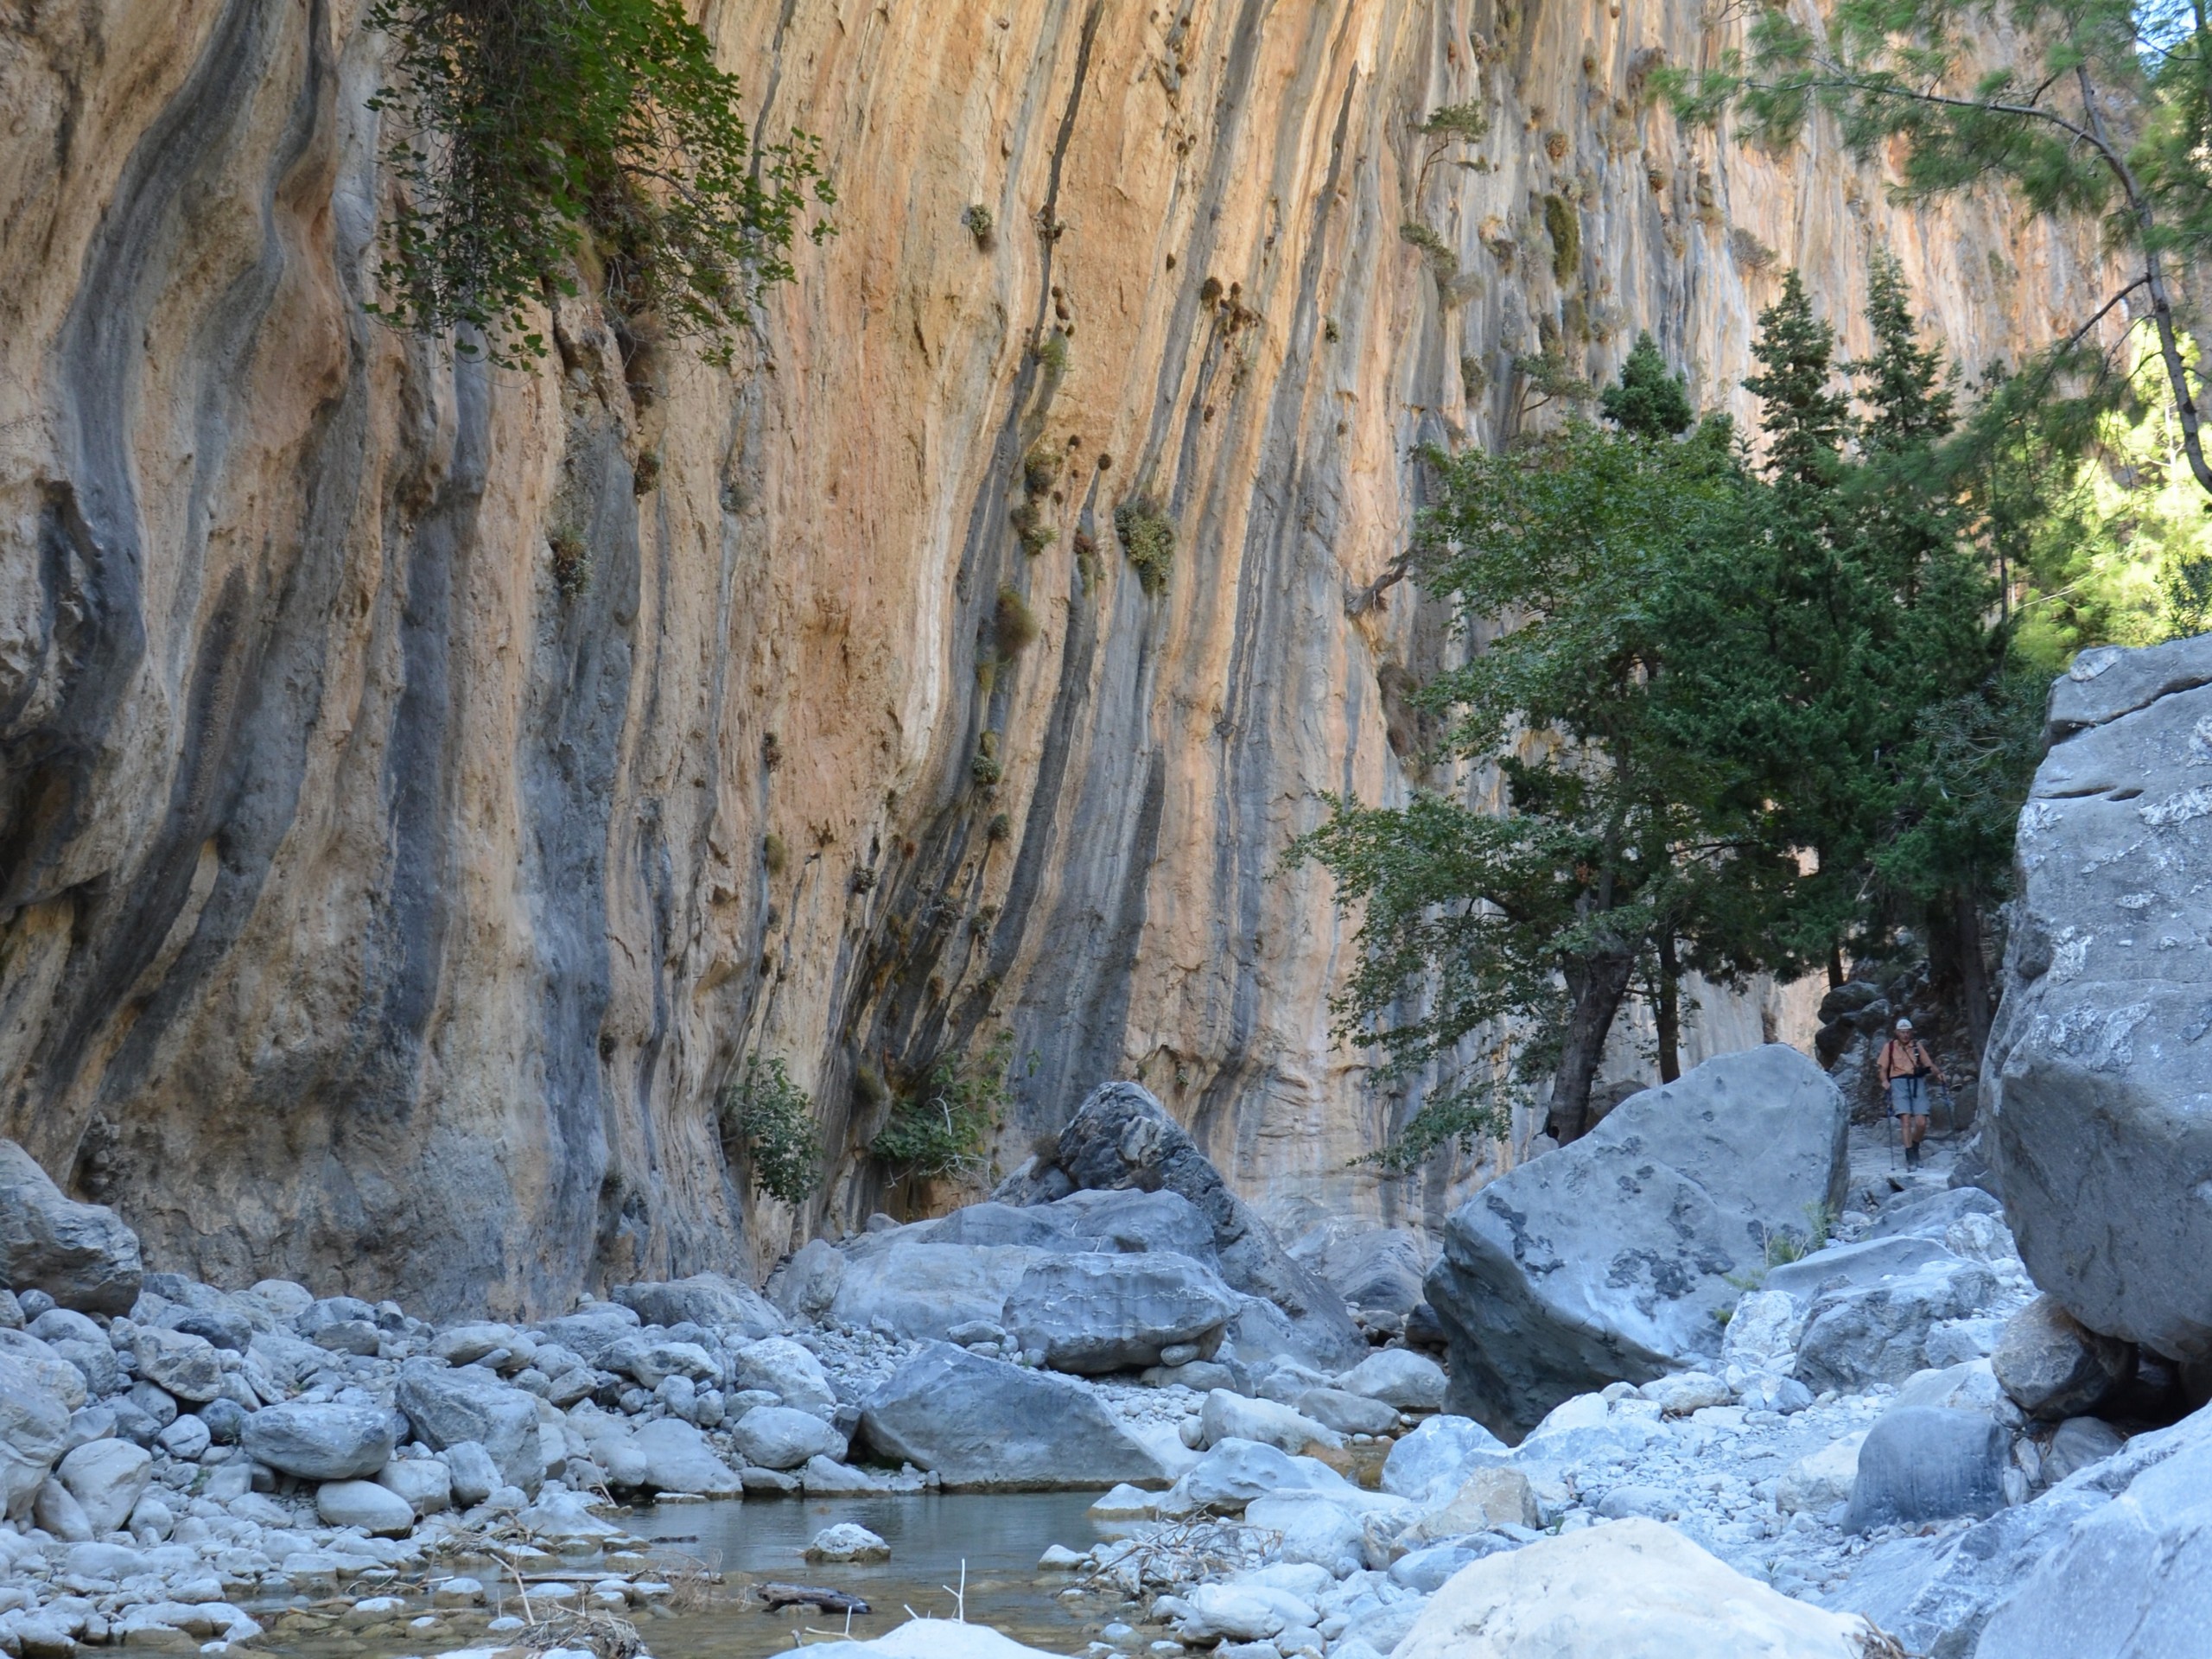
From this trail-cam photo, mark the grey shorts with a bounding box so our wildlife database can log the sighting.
[1889,1076,1929,1116]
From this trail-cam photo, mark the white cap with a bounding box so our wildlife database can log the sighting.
[1895,1018,1913,1032]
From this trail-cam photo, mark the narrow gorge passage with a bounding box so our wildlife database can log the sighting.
[3,2,2210,1657]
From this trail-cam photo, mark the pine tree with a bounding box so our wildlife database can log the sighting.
[1852,253,1955,454]
[1743,271,1850,493]
[1600,332,1695,440]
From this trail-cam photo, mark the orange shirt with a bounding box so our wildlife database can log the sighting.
[1877,1039,1937,1085]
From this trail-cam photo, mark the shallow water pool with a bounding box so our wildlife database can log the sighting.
[251,1492,1128,1659]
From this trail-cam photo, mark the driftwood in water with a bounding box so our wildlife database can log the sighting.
[756,1582,871,1614]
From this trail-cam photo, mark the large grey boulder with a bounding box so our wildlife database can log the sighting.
[1001,1083,1364,1371]
[1828,1403,2211,1656]
[1991,1294,2134,1421]
[1794,1260,2002,1392]
[1983,633,2212,1365]
[537,1304,640,1368]
[729,1337,836,1417]
[1196,1389,1341,1454]
[0,1330,86,1411]
[1281,1212,1433,1317]
[858,1340,1167,1490]
[923,1188,1219,1262]
[395,1360,543,1494]
[611,1273,784,1338]
[1381,1415,1510,1507]
[54,1439,150,1534]
[0,1142,142,1315]
[764,1240,846,1322]
[239,1402,395,1480]
[1846,1408,2011,1533]
[627,1417,741,1494]
[1972,1453,2211,1656]
[1764,1235,1962,1307]
[729,1405,843,1470]
[1038,1187,1220,1259]
[130,1327,225,1402]
[1159,1436,1357,1516]
[828,1242,1054,1341]
[1001,1252,1238,1373]
[1334,1349,1446,1410]
[1426,1046,1849,1435]
[0,1354,71,1520]
[1864,1185,2004,1243]
[2042,1416,2126,1484]
[315,1478,416,1535]
[1393,1518,1882,1658]
[1829,1486,2107,1658]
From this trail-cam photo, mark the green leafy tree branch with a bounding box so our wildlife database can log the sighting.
[1668,0,2212,500]
[365,0,835,367]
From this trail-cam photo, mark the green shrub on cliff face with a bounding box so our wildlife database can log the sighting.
[365,0,834,365]
[722,1055,820,1205]
[1114,498,1176,594]
[871,1032,1015,1180]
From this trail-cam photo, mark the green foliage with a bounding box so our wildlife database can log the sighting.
[970,746,1004,788]
[1011,500,1057,553]
[1038,332,1071,376]
[1541,194,1580,284]
[1418,101,1491,143]
[1022,443,1064,495]
[364,0,834,366]
[1299,264,2065,1169]
[1511,346,1592,423]
[549,525,591,598]
[1741,270,1850,493]
[1115,498,1177,594]
[1599,332,1693,438]
[1294,372,1791,1158]
[963,203,995,244]
[1727,1204,1838,1290]
[1666,0,2212,502]
[995,585,1040,658]
[1952,351,2212,664]
[763,830,788,876]
[871,1032,1016,1180]
[1399,220,1459,279]
[722,1056,821,1205]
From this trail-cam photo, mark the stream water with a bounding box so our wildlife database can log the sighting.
[252,1493,1122,1659]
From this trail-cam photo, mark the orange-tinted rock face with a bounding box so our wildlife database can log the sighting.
[0,0,2101,1313]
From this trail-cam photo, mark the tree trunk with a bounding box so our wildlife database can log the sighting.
[1827,944,1845,990]
[1950,891,1993,1059]
[1656,934,1682,1084]
[1547,950,1637,1144]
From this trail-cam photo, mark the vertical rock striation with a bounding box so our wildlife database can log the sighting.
[0,0,2107,1313]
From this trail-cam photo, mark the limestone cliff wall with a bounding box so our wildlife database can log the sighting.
[0,0,2104,1314]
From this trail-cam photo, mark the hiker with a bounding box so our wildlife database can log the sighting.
[1877,1017,1944,1168]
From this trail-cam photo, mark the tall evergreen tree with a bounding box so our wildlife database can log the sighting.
[1743,271,1853,494]
[1294,349,1801,1155]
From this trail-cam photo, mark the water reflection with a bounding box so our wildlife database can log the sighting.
[634,1492,1111,1656]
[248,1495,1126,1659]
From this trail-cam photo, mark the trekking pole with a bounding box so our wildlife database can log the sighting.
[1887,1102,1897,1170]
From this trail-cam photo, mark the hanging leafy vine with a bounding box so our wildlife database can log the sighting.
[364,0,835,366]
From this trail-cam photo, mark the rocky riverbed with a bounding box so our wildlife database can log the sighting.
[4,1042,2205,1659]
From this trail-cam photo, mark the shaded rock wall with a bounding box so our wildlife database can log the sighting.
[0,0,2104,1314]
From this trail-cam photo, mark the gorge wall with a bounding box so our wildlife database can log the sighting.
[0,0,2107,1316]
